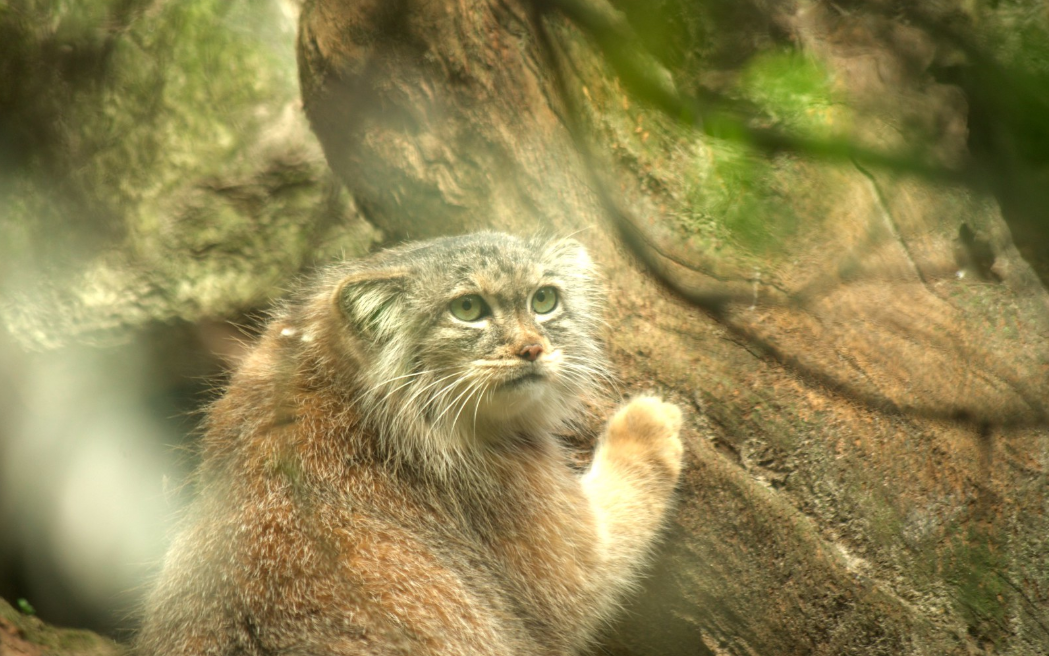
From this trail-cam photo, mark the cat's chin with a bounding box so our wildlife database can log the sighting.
[476,376,555,423]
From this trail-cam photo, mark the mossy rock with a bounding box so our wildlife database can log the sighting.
[0,597,125,656]
[0,0,378,350]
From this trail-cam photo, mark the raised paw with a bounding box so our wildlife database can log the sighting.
[604,396,684,479]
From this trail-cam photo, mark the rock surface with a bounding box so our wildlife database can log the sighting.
[298,0,1049,653]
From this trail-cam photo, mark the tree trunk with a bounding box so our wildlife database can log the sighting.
[298,0,1049,654]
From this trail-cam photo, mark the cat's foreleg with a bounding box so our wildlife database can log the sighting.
[580,396,683,595]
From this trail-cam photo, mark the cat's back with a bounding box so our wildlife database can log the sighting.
[140,384,592,655]
[139,438,546,655]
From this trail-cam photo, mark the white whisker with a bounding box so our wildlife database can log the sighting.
[450,378,486,438]
[370,368,436,392]
[471,375,492,439]
[432,377,480,429]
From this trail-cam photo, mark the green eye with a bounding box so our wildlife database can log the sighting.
[531,286,558,314]
[450,294,488,321]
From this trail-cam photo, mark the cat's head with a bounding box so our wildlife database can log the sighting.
[325,232,609,463]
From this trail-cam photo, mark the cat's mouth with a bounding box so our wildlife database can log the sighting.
[501,371,545,389]
[472,356,558,392]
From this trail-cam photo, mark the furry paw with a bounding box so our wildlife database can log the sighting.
[605,396,684,480]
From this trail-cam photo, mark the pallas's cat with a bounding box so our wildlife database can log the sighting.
[138,232,683,655]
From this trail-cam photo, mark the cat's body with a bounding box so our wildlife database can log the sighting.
[137,233,683,655]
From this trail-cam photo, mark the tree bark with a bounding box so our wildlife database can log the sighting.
[298,0,1049,654]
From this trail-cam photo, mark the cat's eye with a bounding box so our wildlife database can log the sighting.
[531,286,558,314]
[449,294,489,322]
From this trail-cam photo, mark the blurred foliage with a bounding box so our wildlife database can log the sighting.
[738,51,841,138]
[611,0,788,72]
[677,138,795,254]
[16,598,36,616]
[557,0,1049,288]
[675,52,841,254]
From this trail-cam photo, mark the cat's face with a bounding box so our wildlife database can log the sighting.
[336,233,607,448]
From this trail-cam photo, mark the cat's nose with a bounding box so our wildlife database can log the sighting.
[517,343,544,362]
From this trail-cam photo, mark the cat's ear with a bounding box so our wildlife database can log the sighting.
[333,268,409,343]
[545,238,593,271]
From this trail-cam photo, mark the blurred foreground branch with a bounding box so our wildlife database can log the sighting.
[539,0,982,185]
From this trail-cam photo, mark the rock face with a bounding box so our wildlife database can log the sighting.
[0,0,378,351]
[298,0,1049,653]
